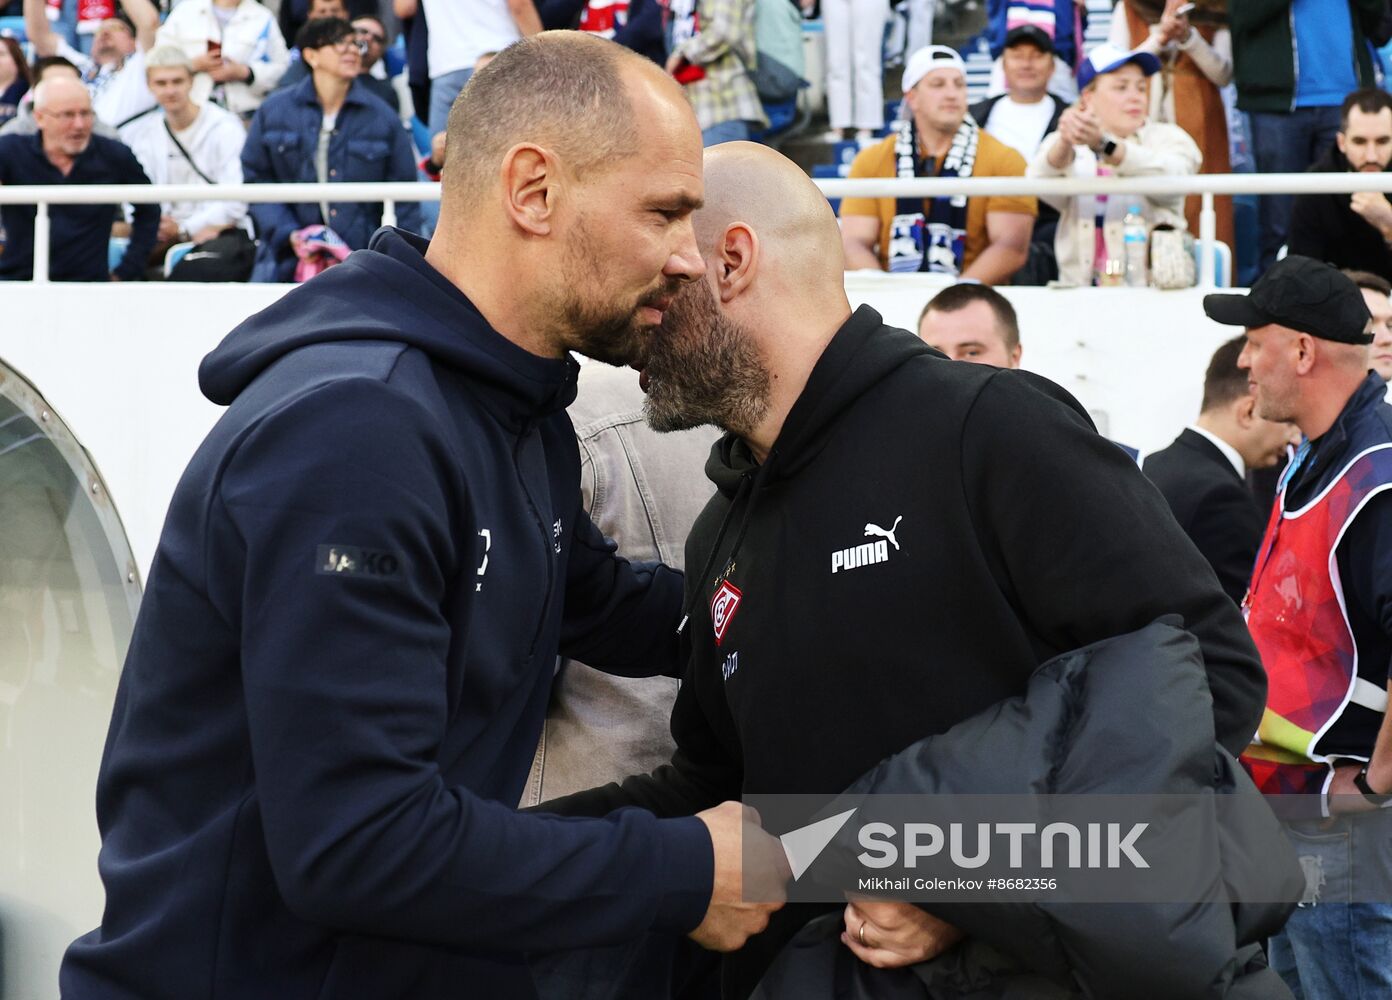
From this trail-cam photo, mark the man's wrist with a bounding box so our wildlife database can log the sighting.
[1354,762,1392,805]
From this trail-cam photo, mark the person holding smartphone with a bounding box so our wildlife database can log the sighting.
[155,0,290,119]
[1109,0,1234,258]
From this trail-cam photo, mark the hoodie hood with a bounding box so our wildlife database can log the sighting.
[705,306,935,498]
[199,228,580,419]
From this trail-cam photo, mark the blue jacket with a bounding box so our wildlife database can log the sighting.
[241,76,421,282]
[59,228,713,1000]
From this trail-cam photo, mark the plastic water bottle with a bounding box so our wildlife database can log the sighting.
[1123,204,1148,288]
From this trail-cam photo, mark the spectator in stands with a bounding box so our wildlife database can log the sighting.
[0,35,29,127]
[278,11,400,111]
[840,46,1036,283]
[664,0,767,145]
[1029,43,1201,287]
[0,76,158,281]
[421,0,540,145]
[155,0,289,121]
[985,0,1083,102]
[1144,336,1299,605]
[1111,0,1233,254]
[0,56,123,138]
[279,0,375,57]
[123,46,247,269]
[971,24,1066,284]
[1,56,101,136]
[971,26,1064,162]
[241,17,420,282]
[1231,0,1384,271]
[393,0,429,125]
[1287,90,1392,284]
[23,0,158,129]
[822,0,887,145]
[916,282,1022,368]
[1345,270,1392,383]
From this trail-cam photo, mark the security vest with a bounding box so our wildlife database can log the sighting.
[1240,444,1392,795]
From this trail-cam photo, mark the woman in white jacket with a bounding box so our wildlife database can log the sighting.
[1027,43,1200,287]
[156,0,288,118]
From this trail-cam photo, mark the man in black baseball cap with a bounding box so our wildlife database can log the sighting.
[970,24,1065,164]
[1205,253,1392,1000]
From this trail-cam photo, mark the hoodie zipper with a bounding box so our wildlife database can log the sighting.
[513,416,555,661]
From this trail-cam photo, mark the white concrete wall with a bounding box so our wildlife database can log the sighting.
[1,279,1237,583]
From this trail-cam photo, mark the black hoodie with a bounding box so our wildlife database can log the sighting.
[545,306,1267,996]
[1287,144,1392,282]
[60,229,713,1000]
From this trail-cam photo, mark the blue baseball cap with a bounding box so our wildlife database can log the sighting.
[1077,43,1161,90]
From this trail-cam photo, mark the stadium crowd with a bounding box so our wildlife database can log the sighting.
[3,4,1392,999]
[1,0,1392,284]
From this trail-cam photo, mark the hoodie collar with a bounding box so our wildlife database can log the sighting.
[199,228,578,421]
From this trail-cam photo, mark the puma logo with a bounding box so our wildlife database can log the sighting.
[864,515,903,551]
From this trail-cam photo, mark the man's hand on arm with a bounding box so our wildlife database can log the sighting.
[961,211,1032,285]
[688,801,789,951]
[1351,191,1392,241]
[840,898,964,968]
[841,214,884,271]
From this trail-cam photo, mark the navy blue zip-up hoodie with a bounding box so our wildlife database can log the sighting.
[60,228,713,1000]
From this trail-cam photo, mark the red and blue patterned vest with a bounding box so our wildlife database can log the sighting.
[1240,444,1392,795]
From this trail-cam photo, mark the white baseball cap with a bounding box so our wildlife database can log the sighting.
[902,45,967,93]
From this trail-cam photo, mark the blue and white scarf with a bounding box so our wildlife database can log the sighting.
[886,112,978,275]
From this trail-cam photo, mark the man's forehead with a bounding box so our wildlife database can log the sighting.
[1348,107,1392,130]
[920,68,964,86]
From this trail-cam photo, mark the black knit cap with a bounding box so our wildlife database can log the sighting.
[1203,255,1374,345]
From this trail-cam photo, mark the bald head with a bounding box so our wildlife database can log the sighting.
[696,142,845,289]
[442,32,686,214]
[33,75,90,112]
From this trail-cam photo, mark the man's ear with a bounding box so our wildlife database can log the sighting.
[1295,333,1318,376]
[499,143,558,237]
[714,222,759,303]
[1235,394,1257,428]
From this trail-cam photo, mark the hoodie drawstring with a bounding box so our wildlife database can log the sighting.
[677,449,777,636]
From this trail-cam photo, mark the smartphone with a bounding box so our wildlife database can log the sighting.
[207,38,221,57]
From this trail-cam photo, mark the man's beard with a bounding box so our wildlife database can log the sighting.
[558,221,679,368]
[643,278,771,437]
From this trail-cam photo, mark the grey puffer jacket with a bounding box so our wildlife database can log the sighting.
[754,618,1303,1000]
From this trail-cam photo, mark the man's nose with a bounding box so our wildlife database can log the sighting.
[665,220,707,284]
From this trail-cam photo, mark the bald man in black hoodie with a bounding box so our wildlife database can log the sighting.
[541,142,1266,997]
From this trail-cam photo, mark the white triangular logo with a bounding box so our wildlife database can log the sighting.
[780,808,858,881]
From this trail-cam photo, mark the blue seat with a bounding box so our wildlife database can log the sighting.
[0,15,26,41]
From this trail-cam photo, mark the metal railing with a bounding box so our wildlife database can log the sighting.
[4,172,1392,285]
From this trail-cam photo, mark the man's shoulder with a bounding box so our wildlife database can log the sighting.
[974,128,1027,176]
